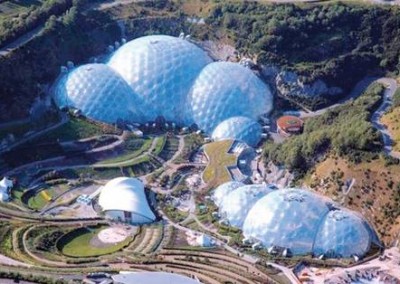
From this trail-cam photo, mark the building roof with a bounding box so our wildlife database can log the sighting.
[213,183,381,258]
[276,116,303,132]
[0,177,12,190]
[212,116,263,147]
[112,272,200,284]
[108,35,211,123]
[98,177,155,223]
[53,35,274,141]
[54,64,144,124]
[185,61,273,133]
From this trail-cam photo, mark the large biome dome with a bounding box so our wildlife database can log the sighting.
[53,35,273,146]
[185,61,273,133]
[108,35,211,122]
[54,64,144,123]
[213,184,380,259]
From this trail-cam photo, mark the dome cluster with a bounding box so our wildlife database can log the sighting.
[54,35,273,147]
[213,183,380,259]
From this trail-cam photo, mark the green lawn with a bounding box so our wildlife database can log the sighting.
[59,226,133,257]
[36,117,106,143]
[0,1,44,23]
[203,140,237,187]
[97,137,153,165]
[152,135,166,155]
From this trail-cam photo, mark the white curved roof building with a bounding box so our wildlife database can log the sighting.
[53,35,273,146]
[112,272,200,284]
[212,116,263,147]
[213,183,381,259]
[99,177,155,224]
[108,35,211,122]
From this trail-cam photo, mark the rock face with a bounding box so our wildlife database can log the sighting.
[261,65,343,99]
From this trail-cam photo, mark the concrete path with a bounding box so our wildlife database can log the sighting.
[0,25,44,57]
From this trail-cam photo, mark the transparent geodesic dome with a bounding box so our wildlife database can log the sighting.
[108,35,211,122]
[212,116,263,147]
[185,62,273,133]
[213,182,381,258]
[242,188,330,255]
[54,64,144,123]
[218,184,275,228]
[212,181,244,207]
[312,210,377,258]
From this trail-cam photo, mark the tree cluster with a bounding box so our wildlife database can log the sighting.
[207,3,400,91]
[264,83,385,173]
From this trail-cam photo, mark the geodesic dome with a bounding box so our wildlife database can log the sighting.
[243,189,330,255]
[108,35,211,122]
[312,210,378,258]
[212,116,263,147]
[213,183,381,258]
[218,184,275,228]
[54,64,144,123]
[212,181,244,207]
[99,177,156,224]
[53,35,274,144]
[185,62,273,133]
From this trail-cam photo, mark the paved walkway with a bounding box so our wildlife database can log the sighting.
[370,78,400,159]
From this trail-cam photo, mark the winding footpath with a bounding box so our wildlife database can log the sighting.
[370,78,400,159]
[297,77,400,159]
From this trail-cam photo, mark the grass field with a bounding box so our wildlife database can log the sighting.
[26,184,69,210]
[0,1,44,23]
[97,137,153,165]
[152,135,166,156]
[381,106,400,152]
[39,117,106,143]
[59,226,133,257]
[203,140,237,187]
[302,155,400,244]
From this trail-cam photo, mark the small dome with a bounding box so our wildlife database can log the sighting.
[99,177,155,224]
[212,116,262,147]
[186,62,272,133]
[218,184,275,228]
[212,181,244,207]
[108,35,211,122]
[54,64,144,123]
[312,210,377,258]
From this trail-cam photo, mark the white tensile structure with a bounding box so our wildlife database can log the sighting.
[112,271,200,284]
[0,177,13,202]
[98,177,156,224]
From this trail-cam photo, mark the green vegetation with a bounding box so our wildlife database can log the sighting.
[381,106,400,152]
[39,116,112,143]
[203,140,237,187]
[58,226,133,257]
[97,136,152,165]
[159,135,180,161]
[0,0,76,46]
[0,1,119,121]
[152,135,166,155]
[264,83,385,173]
[206,2,400,109]
[174,133,203,163]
